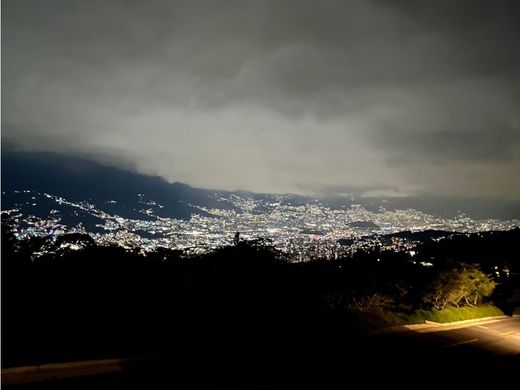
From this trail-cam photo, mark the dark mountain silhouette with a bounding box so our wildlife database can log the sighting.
[1,152,235,220]
[2,151,520,221]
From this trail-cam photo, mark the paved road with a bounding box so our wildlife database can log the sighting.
[241,316,520,388]
[4,317,519,388]
[415,316,520,356]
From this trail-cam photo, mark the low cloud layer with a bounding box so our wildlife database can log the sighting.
[3,0,520,198]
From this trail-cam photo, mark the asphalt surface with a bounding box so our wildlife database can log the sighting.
[4,317,520,389]
[414,316,520,356]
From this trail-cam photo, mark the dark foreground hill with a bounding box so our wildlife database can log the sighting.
[3,222,520,369]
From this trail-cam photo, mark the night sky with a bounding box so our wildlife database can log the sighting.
[3,0,520,199]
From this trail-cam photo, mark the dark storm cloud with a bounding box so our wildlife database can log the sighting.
[2,0,520,198]
[379,123,520,164]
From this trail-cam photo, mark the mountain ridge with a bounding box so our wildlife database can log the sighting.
[2,151,520,221]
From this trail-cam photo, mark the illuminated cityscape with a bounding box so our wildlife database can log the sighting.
[3,190,518,261]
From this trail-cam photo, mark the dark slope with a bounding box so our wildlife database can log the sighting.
[1,152,234,220]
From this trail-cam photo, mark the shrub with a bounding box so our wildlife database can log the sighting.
[408,304,504,324]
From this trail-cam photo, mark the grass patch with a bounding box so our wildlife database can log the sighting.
[407,304,504,324]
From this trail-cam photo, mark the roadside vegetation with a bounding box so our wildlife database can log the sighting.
[407,304,504,324]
